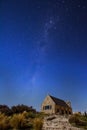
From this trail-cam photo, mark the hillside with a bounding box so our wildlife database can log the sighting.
[42,115,84,130]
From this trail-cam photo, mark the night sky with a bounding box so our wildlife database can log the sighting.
[0,0,87,112]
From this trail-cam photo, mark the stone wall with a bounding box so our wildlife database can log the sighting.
[41,95,55,114]
[55,105,72,115]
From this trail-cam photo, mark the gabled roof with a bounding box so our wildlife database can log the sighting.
[49,95,70,108]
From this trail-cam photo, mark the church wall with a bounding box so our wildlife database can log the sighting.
[41,95,55,114]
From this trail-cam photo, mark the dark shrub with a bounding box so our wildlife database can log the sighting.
[69,115,79,124]
[69,114,87,128]
[0,105,12,116]
[11,104,36,114]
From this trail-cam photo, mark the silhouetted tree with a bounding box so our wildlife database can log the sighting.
[0,105,12,115]
[0,104,36,115]
[11,104,36,114]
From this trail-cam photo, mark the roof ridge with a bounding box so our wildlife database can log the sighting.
[49,95,65,102]
[49,95,69,108]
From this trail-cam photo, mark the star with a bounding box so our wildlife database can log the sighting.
[49,20,53,24]
[78,5,81,8]
[37,6,41,9]
[62,0,65,4]
[54,26,57,30]
[82,6,86,9]
[66,7,69,12]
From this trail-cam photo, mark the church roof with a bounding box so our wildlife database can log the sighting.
[49,95,70,108]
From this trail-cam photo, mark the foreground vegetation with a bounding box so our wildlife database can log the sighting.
[1,104,87,129]
[0,104,45,130]
[69,112,87,129]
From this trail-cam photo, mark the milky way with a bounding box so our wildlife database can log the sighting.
[0,0,87,111]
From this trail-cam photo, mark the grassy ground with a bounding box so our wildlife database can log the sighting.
[0,111,46,130]
[69,113,87,129]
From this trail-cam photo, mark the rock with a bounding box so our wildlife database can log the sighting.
[42,115,84,130]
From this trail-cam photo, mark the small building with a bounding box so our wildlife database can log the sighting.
[41,95,72,114]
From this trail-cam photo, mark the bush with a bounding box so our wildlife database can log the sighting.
[0,105,45,130]
[69,114,87,129]
[36,112,47,119]
[33,118,43,130]
[27,111,36,118]
[10,113,32,129]
[0,105,12,116]
[11,104,36,114]
[69,115,79,124]
[0,113,10,130]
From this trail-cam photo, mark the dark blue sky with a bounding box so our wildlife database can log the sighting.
[0,0,87,112]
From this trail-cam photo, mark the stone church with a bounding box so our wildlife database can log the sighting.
[41,95,72,114]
